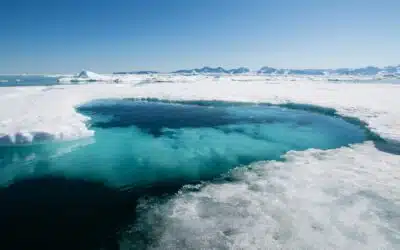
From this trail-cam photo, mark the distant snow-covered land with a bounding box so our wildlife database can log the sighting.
[171,65,400,77]
[55,64,400,86]
[65,65,400,78]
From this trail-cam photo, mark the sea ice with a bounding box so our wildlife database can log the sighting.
[0,76,399,145]
[0,75,399,249]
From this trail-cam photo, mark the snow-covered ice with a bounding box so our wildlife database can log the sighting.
[1,75,399,145]
[0,75,399,249]
[127,142,400,250]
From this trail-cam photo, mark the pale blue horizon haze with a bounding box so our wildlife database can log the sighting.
[1,0,400,74]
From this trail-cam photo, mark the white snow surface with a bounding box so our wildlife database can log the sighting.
[0,75,399,249]
[126,142,400,250]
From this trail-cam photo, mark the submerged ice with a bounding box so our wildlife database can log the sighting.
[0,100,367,188]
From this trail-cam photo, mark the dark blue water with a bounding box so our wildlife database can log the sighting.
[0,75,59,87]
[0,100,368,249]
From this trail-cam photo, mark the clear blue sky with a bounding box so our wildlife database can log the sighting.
[1,0,399,74]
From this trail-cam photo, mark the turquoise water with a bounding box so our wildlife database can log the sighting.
[0,100,367,188]
[0,100,368,249]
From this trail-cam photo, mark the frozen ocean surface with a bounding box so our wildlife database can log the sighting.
[0,75,399,250]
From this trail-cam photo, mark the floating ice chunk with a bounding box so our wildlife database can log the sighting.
[76,70,104,79]
[57,70,113,83]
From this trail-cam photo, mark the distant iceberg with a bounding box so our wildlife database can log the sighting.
[58,70,113,83]
[173,67,250,75]
[113,70,159,75]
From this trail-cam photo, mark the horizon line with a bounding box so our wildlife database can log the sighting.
[1,63,399,75]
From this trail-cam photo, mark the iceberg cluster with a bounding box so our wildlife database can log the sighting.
[173,66,251,75]
[56,70,196,84]
[57,70,113,83]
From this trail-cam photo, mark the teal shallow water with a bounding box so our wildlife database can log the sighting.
[0,100,367,188]
[0,100,369,249]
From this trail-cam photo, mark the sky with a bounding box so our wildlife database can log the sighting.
[1,0,400,74]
